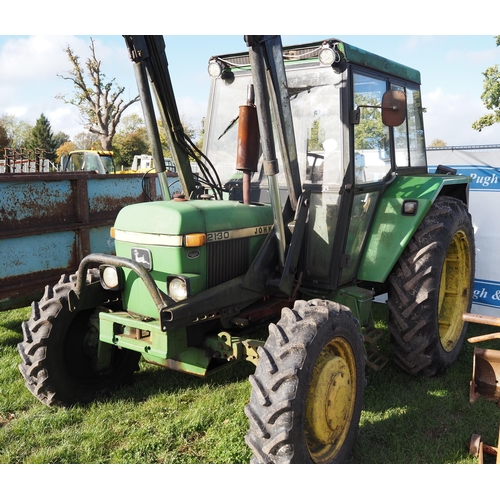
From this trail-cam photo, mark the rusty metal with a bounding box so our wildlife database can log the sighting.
[2,147,50,173]
[469,428,500,464]
[497,425,500,464]
[236,104,260,173]
[464,313,500,464]
[463,312,500,328]
[470,347,500,405]
[468,332,500,344]
[463,312,500,406]
[236,85,260,205]
[0,171,160,311]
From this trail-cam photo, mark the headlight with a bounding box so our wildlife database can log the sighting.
[402,200,418,216]
[168,277,188,302]
[208,58,223,78]
[318,43,339,66]
[100,265,123,291]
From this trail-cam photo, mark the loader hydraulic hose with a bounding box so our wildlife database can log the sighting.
[246,36,287,267]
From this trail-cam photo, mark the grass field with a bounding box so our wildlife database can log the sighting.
[1,303,499,464]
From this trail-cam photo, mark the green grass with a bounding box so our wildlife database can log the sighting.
[1,304,499,464]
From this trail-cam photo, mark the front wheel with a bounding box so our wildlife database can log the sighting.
[387,196,475,376]
[245,299,366,464]
[18,274,141,407]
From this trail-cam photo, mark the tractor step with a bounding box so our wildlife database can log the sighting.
[363,326,388,371]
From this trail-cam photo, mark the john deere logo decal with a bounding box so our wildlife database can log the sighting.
[132,248,152,270]
[187,250,200,259]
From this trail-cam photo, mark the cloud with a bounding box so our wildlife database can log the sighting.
[4,106,28,118]
[46,106,78,137]
[446,46,499,66]
[0,35,137,138]
[424,86,500,146]
[400,36,435,52]
[0,35,85,127]
[0,36,85,81]
[176,96,208,129]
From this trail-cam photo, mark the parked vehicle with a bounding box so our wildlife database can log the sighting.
[18,35,475,463]
[61,149,115,174]
[130,154,176,173]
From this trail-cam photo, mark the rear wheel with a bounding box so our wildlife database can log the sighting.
[387,196,475,376]
[18,274,140,407]
[245,299,366,463]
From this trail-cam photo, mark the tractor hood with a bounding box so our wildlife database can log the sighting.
[113,200,274,238]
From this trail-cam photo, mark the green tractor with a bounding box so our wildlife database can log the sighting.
[18,35,475,464]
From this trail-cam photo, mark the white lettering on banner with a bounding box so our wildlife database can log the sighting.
[472,284,500,302]
[469,172,499,188]
[473,288,488,300]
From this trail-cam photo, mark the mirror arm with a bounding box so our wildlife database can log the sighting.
[350,104,400,125]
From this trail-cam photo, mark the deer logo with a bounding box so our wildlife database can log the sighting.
[132,248,152,270]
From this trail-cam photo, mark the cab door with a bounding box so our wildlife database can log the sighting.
[300,68,395,290]
[338,70,392,285]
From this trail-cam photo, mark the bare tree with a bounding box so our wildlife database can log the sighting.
[57,38,140,150]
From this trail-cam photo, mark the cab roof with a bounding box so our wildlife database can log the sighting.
[211,37,421,85]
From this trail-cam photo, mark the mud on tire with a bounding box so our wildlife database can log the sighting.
[245,299,366,464]
[387,196,475,377]
[18,274,140,407]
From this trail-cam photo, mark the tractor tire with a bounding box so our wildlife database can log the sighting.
[245,299,366,464]
[387,195,475,377]
[18,273,141,407]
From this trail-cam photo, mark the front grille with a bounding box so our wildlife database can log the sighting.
[208,238,249,289]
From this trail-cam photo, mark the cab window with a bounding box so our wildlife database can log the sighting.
[84,153,101,172]
[392,85,426,168]
[67,153,84,171]
[353,72,390,184]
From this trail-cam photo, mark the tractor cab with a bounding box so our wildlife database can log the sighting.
[62,150,115,174]
[203,40,429,292]
[206,40,423,195]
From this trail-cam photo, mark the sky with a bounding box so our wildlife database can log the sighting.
[1,6,500,149]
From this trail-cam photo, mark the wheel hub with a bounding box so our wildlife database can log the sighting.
[438,230,472,352]
[310,355,352,443]
[305,338,356,462]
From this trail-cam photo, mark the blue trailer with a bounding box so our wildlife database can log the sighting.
[0,171,162,311]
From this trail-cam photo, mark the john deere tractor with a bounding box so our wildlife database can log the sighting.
[18,35,474,464]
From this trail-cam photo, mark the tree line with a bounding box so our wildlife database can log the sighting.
[1,37,202,170]
[0,111,201,170]
[0,113,69,162]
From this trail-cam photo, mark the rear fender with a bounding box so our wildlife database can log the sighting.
[357,175,470,284]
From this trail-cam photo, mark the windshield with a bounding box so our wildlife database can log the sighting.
[66,152,112,174]
[204,64,342,190]
[100,155,114,174]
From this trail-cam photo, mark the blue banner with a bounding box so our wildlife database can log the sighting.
[428,165,500,191]
[473,279,500,310]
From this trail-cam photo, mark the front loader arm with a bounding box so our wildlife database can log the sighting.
[124,35,196,198]
[245,36,302,211]
[245,35,306,297]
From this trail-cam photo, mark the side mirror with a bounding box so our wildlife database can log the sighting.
[381,90,406,127]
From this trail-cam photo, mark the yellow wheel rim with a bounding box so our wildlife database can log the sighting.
[438,230,472,352]
[305,336,357,463]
